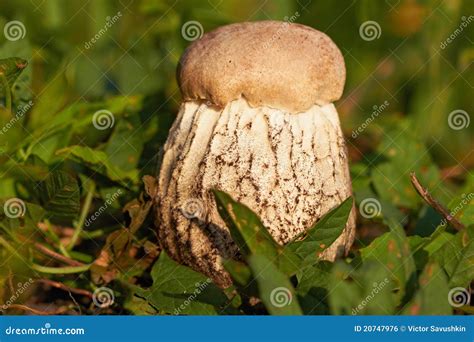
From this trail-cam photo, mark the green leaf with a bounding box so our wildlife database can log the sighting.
[296,261,332,314]
[360,221,416,303]
[286,197,353,262]
[448,192,474,227]
[104,117,146,172]
[213,189,301,276]
[223,259,252,286]
[402,261,452,315]
[213,189,278,257]
[329,261,396,315]
[56,145,138,184]
[140,252,228,315]
[247,254,302,315]
[371,127,441,209]
[36,170,80,222]
[123,285,157,315]
[432,226,474,288]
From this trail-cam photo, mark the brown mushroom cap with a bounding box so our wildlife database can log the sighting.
[178,21,346,113]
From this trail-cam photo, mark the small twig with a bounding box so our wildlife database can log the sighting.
[410,172,465,231]
[34,242,84,267]
[37,278,93,298]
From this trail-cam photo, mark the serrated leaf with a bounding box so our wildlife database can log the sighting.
[296,261,332,314]
[141,252,228,315]
[36,170,80,222]
[213,189,277,257]
[104,116,145,172]
[247,254,302,315]
[56,145,138,184]
[360,221,416,303]
[329,261,396,315]
[372,128,441,209]
[213,189,301,276]
[286,197,353,262]
[432,226,474,288]
[402,261,452,315]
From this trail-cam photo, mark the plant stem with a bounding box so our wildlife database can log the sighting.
[37,278,93,298]
[41,220,71,258]
[34,242,85,267]
[31,263,91,274]
[68,180,96,251]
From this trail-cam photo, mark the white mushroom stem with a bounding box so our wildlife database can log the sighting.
[158,97,356,287]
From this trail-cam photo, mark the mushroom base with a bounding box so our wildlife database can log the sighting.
[156,98,356,288]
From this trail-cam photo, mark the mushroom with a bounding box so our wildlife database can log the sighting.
[156,21,356,288]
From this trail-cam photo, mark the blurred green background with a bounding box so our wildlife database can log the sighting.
[0,0,472,314]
